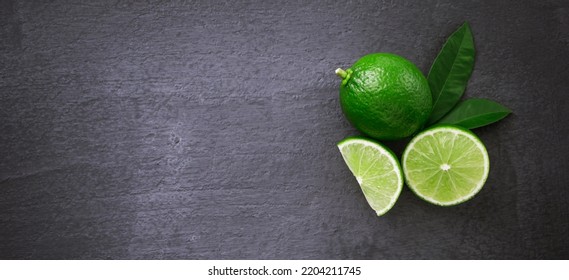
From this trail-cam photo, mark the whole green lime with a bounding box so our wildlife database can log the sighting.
[337,53,432,140]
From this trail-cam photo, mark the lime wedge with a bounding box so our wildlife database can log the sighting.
[402,125,490,206]
[337,137,404,216]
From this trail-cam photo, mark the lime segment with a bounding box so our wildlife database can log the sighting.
[402,125,490,206]
[337,137,404,216]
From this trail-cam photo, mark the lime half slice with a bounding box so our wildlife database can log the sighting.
[337,137,403,216]
[402,125,490,206]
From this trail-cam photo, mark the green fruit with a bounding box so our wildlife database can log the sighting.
[336,53,432,140]
[402,125,490,206]
[337,136,404,216]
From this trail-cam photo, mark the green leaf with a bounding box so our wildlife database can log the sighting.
[427,22,475,124]
[436,98,512,129]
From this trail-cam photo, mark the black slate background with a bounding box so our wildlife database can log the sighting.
[1,0,568,259]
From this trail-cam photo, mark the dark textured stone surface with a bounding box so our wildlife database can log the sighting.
[1,0,568,259]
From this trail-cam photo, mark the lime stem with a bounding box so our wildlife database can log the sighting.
[335,68,348,79]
